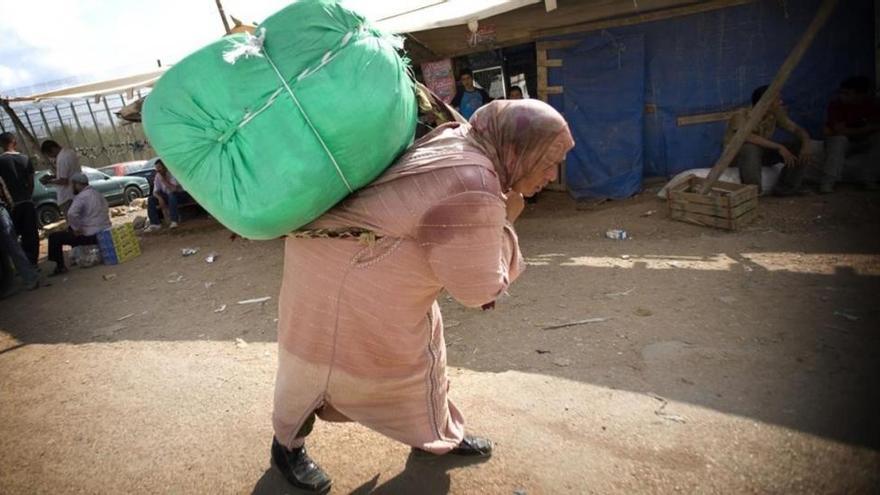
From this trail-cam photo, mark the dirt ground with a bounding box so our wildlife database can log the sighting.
[1,185,879,494]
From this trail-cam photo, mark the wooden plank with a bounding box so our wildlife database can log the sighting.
[677,108,743,127]
[671,177,758,210]
[546,86,563,95]
[669,200,730,219]
[541,58,563,67]
[671,205,758,231]
[537,70,548,101]
[536,49,548,66]
[669,198,755,219]
[690,177,756,196]
[669,189,730,208]
[536,47,549,102]
[535,0,758,38]
[668,176,731,207]
[536,40,579,51]
[407,0,743,63]
[730,200,757,219]
[699,0,840,193]
[670,209,735,230]
[728,184,759,206]
[732,207,759,229]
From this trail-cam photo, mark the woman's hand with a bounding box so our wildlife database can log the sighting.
[505,191,525,223]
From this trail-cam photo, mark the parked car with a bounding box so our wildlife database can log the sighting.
[33,167,150,227]
[99,157,160,194]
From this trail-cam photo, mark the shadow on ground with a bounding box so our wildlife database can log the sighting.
[251,452,489,495]
[2,190,879,453]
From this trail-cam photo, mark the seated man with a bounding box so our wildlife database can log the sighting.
[145,159,189,232]
[0,176,38,291]
[48,173,110,276]
[726,85,814,195]
[820,76,880,193]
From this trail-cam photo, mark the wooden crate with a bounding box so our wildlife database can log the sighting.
[667,175,758,230]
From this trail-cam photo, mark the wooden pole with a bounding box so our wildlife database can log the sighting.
[215,0,232,35]
[699,0,839,193]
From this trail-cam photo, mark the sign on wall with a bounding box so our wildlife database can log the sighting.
[421,59,456,104]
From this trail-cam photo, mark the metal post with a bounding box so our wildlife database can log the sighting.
[23,110,40,140]
[84,99,107,163]
[53,105,72,147]
[0,99,38,159]
[101,96,123,163]
[69,101,89,147]
[38,107,56,141]
[101,96,120,138]
[118,94,136,160]
[216,0,232,34]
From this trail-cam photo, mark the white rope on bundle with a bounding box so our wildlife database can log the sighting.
[221,27,355,193]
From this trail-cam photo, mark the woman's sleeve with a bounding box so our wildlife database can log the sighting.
[417,191,525,308]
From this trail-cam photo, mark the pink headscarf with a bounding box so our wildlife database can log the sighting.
[466,99,574,190]
[374,99,574,192]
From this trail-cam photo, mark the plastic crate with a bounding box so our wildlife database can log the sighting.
[96,224,141,265]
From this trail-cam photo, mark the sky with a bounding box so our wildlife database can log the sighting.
[0,0,421,96]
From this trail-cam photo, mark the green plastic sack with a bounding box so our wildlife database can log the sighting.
[142,0,416,239]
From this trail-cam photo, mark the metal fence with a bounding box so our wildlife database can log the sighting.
[0,92,155,169]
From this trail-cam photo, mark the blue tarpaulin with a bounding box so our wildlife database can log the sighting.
[544,0,874,199]
[563,34,645,200]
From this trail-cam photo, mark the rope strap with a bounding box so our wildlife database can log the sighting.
[222,27,355,193]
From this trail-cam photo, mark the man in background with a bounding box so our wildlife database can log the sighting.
[451,68,492,120]
[0,132,38,265]
[47,173,110,276]
[0,175,39,292]
[145,159,189,232]
[39,140,81,217]
[820,76,880,193]
[508,86,524,100]
[726,85,814,195]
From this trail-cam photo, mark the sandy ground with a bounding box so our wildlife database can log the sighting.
[1,185,879,494]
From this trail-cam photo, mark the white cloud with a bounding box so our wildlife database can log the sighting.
[0,0,415,94]
[0,66,33,89]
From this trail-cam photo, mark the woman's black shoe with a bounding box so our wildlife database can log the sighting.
[412,435,494,458]
[450,435,493,457]
[270,438,332,493]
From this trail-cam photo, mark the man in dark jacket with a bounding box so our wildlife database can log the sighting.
[0,132,38,265]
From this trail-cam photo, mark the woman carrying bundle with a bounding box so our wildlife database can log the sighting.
[271,99,574,493]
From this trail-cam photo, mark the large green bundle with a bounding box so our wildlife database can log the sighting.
[142,0,416,239]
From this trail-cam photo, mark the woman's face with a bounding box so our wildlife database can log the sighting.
[156,162,167,175]
[511,161,559,197]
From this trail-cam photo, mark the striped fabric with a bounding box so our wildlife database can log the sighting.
[273,100,573,453]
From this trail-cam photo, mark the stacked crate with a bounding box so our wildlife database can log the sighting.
[96,224,141,265]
